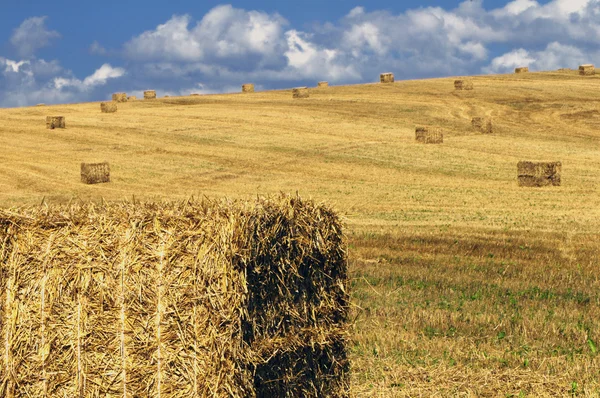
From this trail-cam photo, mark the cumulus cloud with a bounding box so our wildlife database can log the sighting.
[53,64,125,90]
[10,16,60,58]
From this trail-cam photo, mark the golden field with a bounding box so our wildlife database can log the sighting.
[1,70,600,396]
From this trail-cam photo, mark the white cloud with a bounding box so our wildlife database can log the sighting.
[10,16,60,58]
[483,49,535,73]
[54,63,125,90]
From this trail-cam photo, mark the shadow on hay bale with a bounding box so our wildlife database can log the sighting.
[46,116,65,129]
[454,79,474,90]
[292,87,309,99]
[515,67,529,73]
[144,90,157,99]
[380,73,394,83]
[317,81,329,88]
[112,93,127,103]
[100,102,117,113]
[81,162,110,184]
[0,195,349,397]
[471,117,493,134]
[242,84,255,93]
[517,161,561,187]
[579,64,595,76]
[415,126,443,144]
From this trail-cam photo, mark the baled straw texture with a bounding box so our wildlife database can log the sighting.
[112,93,127,103]
[515,67,529,73]
[471,117,493,134]
[415,126,443,144]
[80,162,110,184]
[0,196,349,397]
[100,102,117,113]
[454,79,474,90]
[517,161,562,187]
[144,90,157,99]
[127,96,137,101]
[292,87,309,99]
[242,84,255,93]
[579,64,595,76]
[45,116,65,129]
[318,81,329,88]
[380,73,394,83]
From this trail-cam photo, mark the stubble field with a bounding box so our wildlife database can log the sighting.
[1,70,599,396]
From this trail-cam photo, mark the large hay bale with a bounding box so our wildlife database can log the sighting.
[415,126,443,144]
[318,81,329,88]
[292,87,309,99]
[454,79,474,90]
[127,95,137,101]
[471,117,493,134]
[579,64,595,76]
[112,93,127,103]
[45,116,65,129]
[190,93,200,96]
[0,196,349,397]
[380,73,394,83]
[515,67,529,73]
[517,161,562,187]
[144,90,157,99]
[100,102,117,113]
[80,162,110,184]
[242,84,255,93]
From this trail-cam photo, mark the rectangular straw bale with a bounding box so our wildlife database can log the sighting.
[515,67,529,73]
[144,90,157,99]
[471,117,493,134]
[579,64,595,76]
[100,102,117,113]
[292,87,309,99]
[0,196,349,397]
[517,161,562,187]
[46,116,65,129]
[112,93,127,103]
[454,79,474,90]
[127,95,137,101]
[380,73,394,83]
[242,84,255,93]
[80,162,110,184]
[415,126,443,144]
[318,81,329,88]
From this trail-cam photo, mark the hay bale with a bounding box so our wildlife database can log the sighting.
[292,87,309,99]
[112,93,127,103]
[579,64,595,76]
[35,103,45,107]
[100,102,117,113]
[415,126,443,144]
[517,161,562,187]
[318,81,329,88]
[454,79,474,90]
[515,67,529,73]
[380,73,394,83]
[127,96,137,101]
[80,162,110,184]
[144,90,157,99]
[0,196,349,397]
[45,116,65,129]
[242,84,255,93]
[190,94,200,96]
[471,117,493,134]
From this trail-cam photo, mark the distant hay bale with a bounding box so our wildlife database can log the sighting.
[190,94,200,96]
[80,161,110,184]
[415,126,443,144]
[454,79,474,90]
[100,102,117,113]
[318,81,329,88]
[112,93,127,103]
[471,117,493,134]
[292,87,309,99]
[517,161,562,187]
[515,67,529,73]
[35,103,45,107]
[242,84,255,93]
[0,196,349,397]
[127,96,137,101]
[579,64,595,76]
[380,73,394,83]
[164,95,170,98]
[144,90,157,99]
[45,116,65,129]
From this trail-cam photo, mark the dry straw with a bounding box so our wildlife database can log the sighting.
[292,87,309,99]
[454,79,474,90]
[242,84,255,93]
[190,94,200,96]
[0,195,349,397]
[515,67,529,73]
[415,126,443,144]
[579,64,595,76]
[112,93,127,103]
[80,162,110,184]
[517,161,562,187]
[127,96,137,101]
[471,117,493,134]
[45,116,65,129]
[144,90,157,99]
[318,81,329,88]
[100,102,117,113]
[380,73,394,83]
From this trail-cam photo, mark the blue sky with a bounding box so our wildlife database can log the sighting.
[0,0,596,107]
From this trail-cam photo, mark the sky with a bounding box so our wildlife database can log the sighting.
[0,0,598,107]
